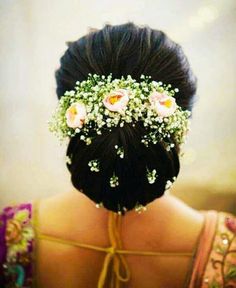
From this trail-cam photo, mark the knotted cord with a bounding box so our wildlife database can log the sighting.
[97,211,130,288]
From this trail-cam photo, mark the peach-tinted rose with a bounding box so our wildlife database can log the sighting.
[103,89,129,113]
[149,91,177,117]
[65,102,87,128]
[6,219,22,244]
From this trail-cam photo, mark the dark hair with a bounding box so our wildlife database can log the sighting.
[55,22,197,214]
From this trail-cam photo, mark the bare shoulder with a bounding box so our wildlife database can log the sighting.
[121,194,205,252]
[37,190,109,243]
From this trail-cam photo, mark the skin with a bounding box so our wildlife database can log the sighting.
[35,189,205,288]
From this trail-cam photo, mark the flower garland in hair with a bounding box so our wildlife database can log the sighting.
[48,73,191,148]
[48,73,191,210]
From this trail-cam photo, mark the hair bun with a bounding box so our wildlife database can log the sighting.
[54,22,197,214]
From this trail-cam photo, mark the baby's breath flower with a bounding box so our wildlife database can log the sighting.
[110,173,119,187]
[115,145,124,158]
[165,180,173,190]
[165,176,177,190]
[85,138,92,145]
[146,168,158,184]
[88,159,100,172]
[95,202,103,208]
[134,203,147,214]
[66,155,72,165]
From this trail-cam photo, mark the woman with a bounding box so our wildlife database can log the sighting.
[0,22,236,288]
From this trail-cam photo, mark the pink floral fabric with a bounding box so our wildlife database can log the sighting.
[201,212,236,288]
[189,211,236,288]
[0,203,34,287]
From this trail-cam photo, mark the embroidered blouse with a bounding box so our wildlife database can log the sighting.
[0,200,236,288]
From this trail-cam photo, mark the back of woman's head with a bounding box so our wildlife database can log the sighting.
[55,22,197,214]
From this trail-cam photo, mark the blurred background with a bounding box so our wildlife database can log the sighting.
[0,0,235,212]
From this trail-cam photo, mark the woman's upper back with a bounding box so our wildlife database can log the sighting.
[36,191,204,288]
[1,191,236,288]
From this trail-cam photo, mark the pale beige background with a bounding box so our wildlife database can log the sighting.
[0,0,235,209]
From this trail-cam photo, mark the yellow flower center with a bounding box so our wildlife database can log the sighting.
[70,106,78,115]
[160,98,172,108]
[109,95,122,105]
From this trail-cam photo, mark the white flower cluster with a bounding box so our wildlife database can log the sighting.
[114,145,124,158]
[146,168,158,184]
[134,203,147,214]
[95,202,103,208]
[110,173,119,187]
[88,159,100,172]
[48,73,191,150]
[165,176,177,191]
[65,155,72,165]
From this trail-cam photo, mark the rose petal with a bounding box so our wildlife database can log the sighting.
[149,91,176,117]
[66,103,86,128]
[103,89,129,113]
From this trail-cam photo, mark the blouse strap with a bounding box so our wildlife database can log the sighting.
[188,210,218,288]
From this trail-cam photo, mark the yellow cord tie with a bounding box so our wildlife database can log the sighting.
[97,211,131,288]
